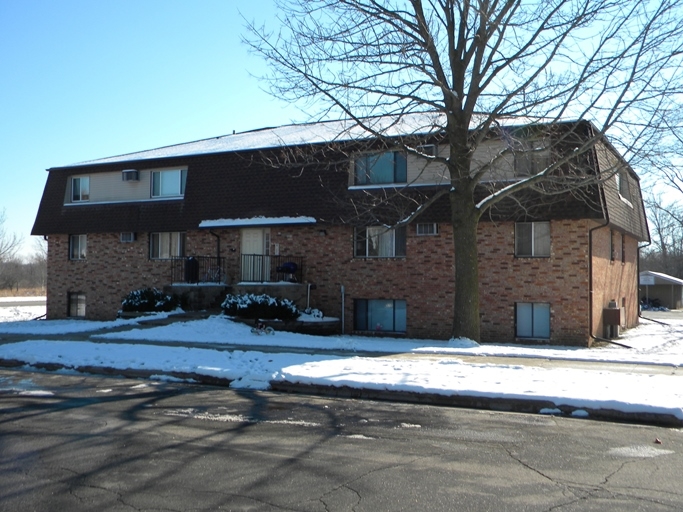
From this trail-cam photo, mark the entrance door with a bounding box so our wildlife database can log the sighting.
[241,228,270,281]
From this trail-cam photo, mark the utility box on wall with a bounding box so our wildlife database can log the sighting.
[603,301,621,338]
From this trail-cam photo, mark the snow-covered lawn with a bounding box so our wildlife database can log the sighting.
[2,298,683,421]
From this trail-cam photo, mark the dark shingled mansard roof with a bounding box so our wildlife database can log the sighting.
[32,115,649,242]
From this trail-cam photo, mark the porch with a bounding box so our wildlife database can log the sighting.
[170,255,305,285]
[168,255,307,312]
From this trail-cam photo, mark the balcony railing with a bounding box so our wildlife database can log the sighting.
[171,256,227,284]
[240,254,304,283]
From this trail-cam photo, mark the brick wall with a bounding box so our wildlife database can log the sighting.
[47,233,173,320]
[267,224,456,340]
[590,224,640,338]
[47,219,639,346]
[478,220,591,344]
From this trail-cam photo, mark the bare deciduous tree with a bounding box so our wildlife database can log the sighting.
[0,209,21,263]
[642,194,683,277]
[246,0,683,340]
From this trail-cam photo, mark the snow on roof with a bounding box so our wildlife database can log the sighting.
[199,216,317,228]
[66,112,573,168]
[640,271,683,286]
[69,112,447,167]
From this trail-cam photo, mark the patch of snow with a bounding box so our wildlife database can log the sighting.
[4,304,683,422]
[199,216,317,228]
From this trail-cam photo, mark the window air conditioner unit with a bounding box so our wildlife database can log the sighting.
[122,169,139,181]
[417,144,437,156]
[120,232,136,243]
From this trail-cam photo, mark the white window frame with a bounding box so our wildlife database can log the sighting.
[516,302,550,339]
[71,176,90,203]
[151,169,187,198]
[515,222,550,257]
[150,232,186,259]
[354,226,406,258]
[69,234,87,260]
[416,223,439,236]
[616,169,632,205]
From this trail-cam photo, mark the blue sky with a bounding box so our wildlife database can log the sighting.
[1,0,305,258]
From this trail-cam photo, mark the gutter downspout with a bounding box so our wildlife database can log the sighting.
[209,231,221,261]
[588,125,610,347]
[341,285,345,335]
[589,218,609,346]
[637,239,652,322]
[209,231,221,280]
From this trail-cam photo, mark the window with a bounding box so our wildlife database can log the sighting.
[354,151,407,185]
[71,176,90,202]
[355,299,407,332]
[354,226,406,258]
[416,144,436,156]
[416,223,439,236]
[516,302,550,339]
[150,232,186,259]
[151,169,187,197]
[616,169,631,201]
[514,142,550,177]
[68,293,86,317]
[69,234,87,260]
[120,232,136,243]
[515,222,550,257]
[610,230,616,262]
[621,233,625,263]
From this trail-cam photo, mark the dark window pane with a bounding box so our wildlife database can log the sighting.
[354,299,368,330]
[395,226,406,256]
[515,223,533,256]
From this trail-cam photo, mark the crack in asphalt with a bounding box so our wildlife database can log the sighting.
[318,457,421,512]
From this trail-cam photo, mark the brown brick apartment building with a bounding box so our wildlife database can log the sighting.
[32,115,649,345]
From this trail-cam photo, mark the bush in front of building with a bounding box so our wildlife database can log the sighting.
[221,293,300,322]
[121,288,179,313]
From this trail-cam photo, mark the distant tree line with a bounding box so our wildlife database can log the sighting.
[0,209,46,294]
[640,196,683,279]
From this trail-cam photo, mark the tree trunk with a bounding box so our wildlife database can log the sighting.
[450,187,481,341]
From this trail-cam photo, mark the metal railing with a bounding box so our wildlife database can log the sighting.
[171,256,227,284]
[240,254,304,283]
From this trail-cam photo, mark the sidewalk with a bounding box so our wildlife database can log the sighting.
[1,312,683,428]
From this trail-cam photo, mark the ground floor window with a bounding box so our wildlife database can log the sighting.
[69,234,87,260]
[354,299,407,332]
[516,302,550,339]
[68,292,86,317]
[354,226,406,258]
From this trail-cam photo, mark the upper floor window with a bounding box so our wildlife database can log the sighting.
[150,232,186,259]
[354,151,407,185]
[151,169,187,198]
[69,234,87,260]
[515,222,550,257]
[71,176,90,202]
[354,226,406,258]
[514,142,550,177]
[616,169,631,201]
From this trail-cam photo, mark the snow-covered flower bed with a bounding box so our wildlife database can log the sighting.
[221,293,300,322]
